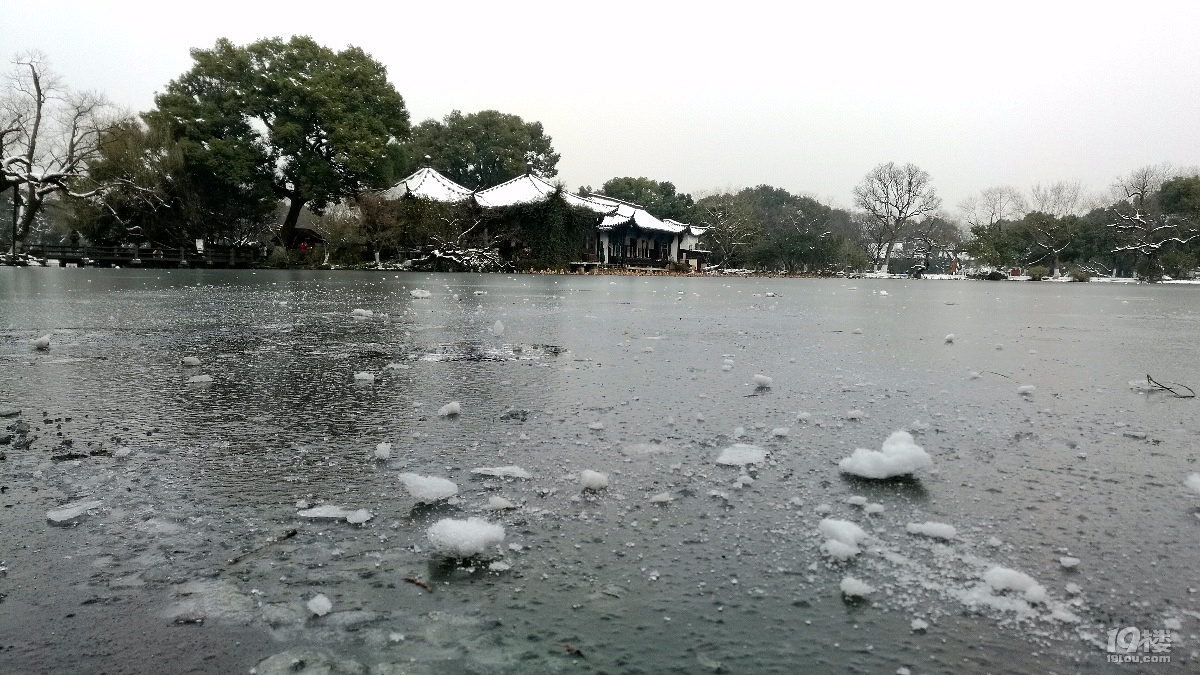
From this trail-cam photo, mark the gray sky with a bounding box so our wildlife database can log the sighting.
[4,1,1198,212]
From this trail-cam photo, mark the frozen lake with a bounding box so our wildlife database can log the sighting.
[2,268,1198,674]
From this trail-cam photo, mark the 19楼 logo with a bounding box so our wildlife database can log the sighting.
[1107,627,1172,664]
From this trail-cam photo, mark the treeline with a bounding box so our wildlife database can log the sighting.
[4,37,1198,279]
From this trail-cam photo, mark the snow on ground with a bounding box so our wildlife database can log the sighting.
[839,430,932,479]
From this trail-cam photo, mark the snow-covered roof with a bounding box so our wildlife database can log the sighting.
[379,167,473,203]
[473,173,614,214]
[589,194,691,234]
[665,219,708,237]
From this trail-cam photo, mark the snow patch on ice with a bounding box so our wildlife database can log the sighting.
[398,473,458,502]
[840,576,874,597]
[906,522,957,540]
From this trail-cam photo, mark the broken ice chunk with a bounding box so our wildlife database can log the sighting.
[427,517,505,557]
[716,443,767,466]
[399,474,458,502]
[374,442,392,460]
[906,522,956,540]
[838,430,931,479]
[840,576,873,597]
[437,401,461,417]
[47,499,102,524]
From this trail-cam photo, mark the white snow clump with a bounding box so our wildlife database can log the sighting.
[427,517,505,557]
[187,374,213,384]
[307,593,333,616]
[485,496,516,510]
[838,430,931,479]
[181,356,201,367]
[944,333,955,344]
[354,371,375,383]
[1017,384,1037,395]
[840,576,874,597]
[492,320,505,337]
[374,442,392,460]
[906,521,957,540]
[1185,473,1200,495]
[753,374,773,388]
[580,470,609,491]
[409,289,431,299]
[818,518,869,560]
[352,308,373,318]
[32,333,52,350]
[982,566,1047,603]
[398,473,458,502]
[716,443,767,466]
[1059,556,1080,569]
[438,401,461,417]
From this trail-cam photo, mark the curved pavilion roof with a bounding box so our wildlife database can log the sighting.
[474,173,614,214]
[378,167,473,203]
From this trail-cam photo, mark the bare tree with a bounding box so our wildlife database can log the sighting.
[1029,180,1084,218]
[692,189,760,268]
[2,51,129,251]
[959,185,1026,229]
[853,162,941,272]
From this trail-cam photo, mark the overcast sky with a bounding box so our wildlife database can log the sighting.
[4,1,1198,212]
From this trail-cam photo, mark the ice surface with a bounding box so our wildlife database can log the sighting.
[492,320,505,337]
[840,576,874,597]
[716,443,767,466]
[427,517,505,557]
[438,401,461,417]
[1185,473,1200,495]
[46,499,101,523]
[906,522,957,540]
[839,430,931,479]
[580,470,609,491]
[399,473,458,502]
[471,466,531,479]
[187,374,213,383]
[753,374,773,388]
[180,356,201,366]
[374,442,392,460]
[983,566,1047,603]
[307,593,332,616]
[409,289,431,299]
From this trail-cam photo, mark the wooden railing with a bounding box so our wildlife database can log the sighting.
[25,244,261,268]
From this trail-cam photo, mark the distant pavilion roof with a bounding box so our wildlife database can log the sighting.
[474,173,615,214]
[379,166,473,203]
[588,194,699,235]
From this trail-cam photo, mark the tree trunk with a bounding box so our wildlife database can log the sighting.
[279,196,306,247]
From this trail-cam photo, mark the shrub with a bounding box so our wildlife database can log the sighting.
[1069,268,1091,282]
[1027,266,1049,281]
